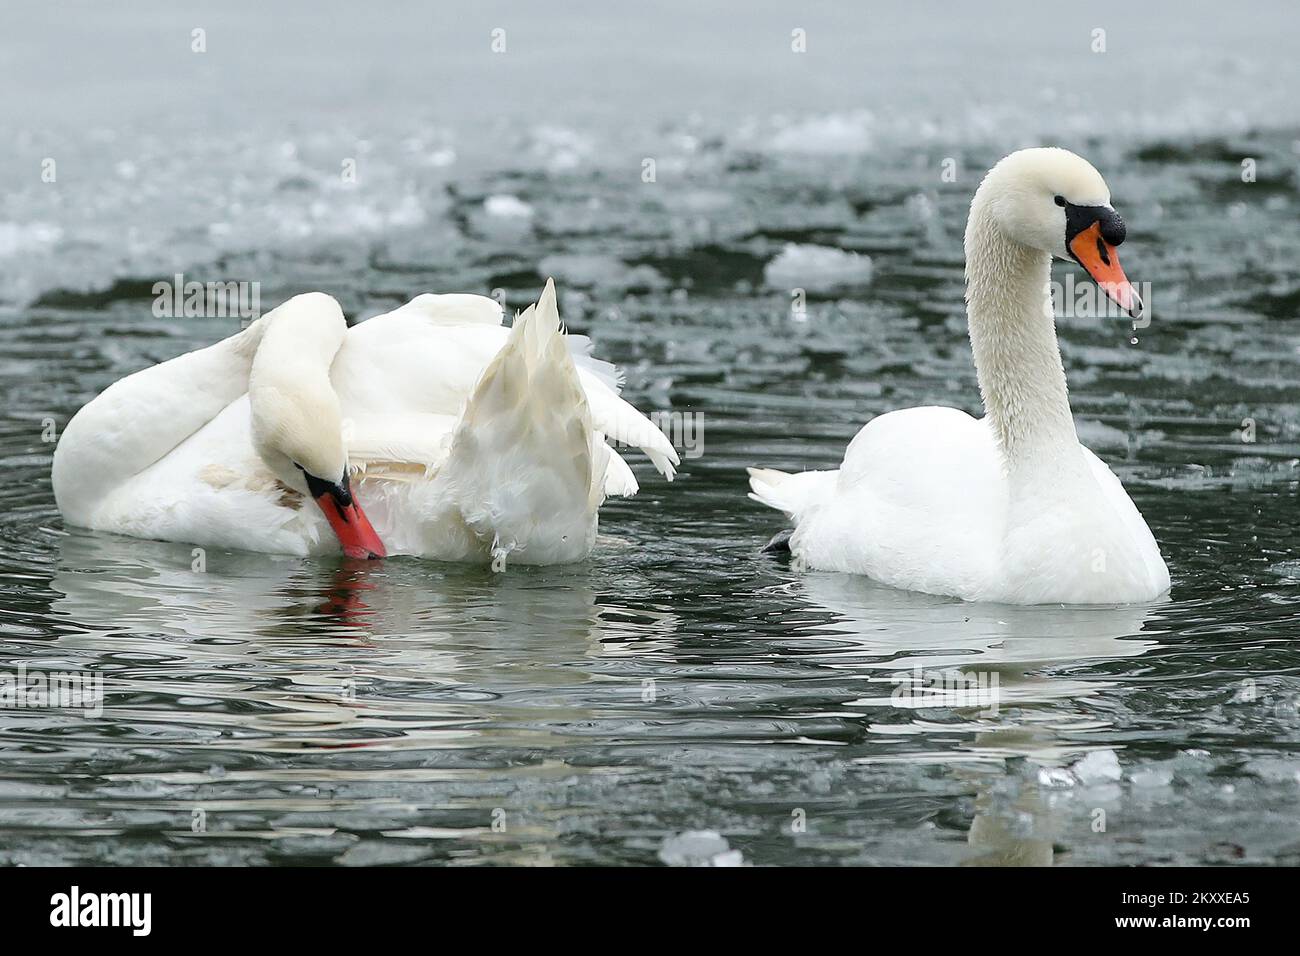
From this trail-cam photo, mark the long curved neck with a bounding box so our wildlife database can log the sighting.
[248,296,348,484]
[964,204,1079,474]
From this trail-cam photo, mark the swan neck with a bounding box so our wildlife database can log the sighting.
[247,304,348,485]
[965,211,1078,470]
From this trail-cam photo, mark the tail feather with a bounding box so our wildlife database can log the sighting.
[602,444,639,498]
[567,335,625,393]
[746,466,835,519]
[540,276,679,481]
[578,375,680,481]
[435,281,600,564]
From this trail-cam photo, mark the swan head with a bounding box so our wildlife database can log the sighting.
[249,293,386,559]
[972,147,1140,316]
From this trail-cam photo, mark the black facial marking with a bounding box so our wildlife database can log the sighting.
[1064,202,1126,247]
[299,465,353,513]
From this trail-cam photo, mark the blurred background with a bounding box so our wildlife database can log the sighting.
[1,1,1299,866]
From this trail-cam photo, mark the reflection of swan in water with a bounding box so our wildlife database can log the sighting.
[48,529,679,752]
[44,529,682,862]
[961,781,1058,867]
[792,572,1158,733]
[786,571,1161,865]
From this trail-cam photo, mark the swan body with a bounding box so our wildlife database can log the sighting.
[53,281,678,565]
[750,148,1170,605]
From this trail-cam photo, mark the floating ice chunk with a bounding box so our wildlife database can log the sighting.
[769,111,874,155]
[484,194,534,219]
[432,148,456,167]
[338,841,430,866]
[1037,766,1077,789]
[537,253,665,292]
[764,243,873,293]
[658,830,745,867]
[1129,767,1174,788]
[1071,749,1122,784]
[527,125,595,172]
[0,222,62,258]
[1074,418,1130,451]
[1266,560,1300,584]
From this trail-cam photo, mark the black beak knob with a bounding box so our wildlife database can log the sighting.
[1098,209,1126,247]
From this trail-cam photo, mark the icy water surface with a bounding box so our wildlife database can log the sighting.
[2,1,1300,865]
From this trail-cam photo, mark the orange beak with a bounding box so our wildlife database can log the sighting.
[1068,221,1142,318]
[313,483,386,560]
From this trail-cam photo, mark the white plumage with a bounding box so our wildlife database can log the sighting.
[750,148,1170,605]
[53,280,678,565]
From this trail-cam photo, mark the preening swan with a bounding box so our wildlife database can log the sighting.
[53,280,679,565]
[749,148,1170,605]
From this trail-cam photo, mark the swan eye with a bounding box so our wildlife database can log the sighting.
[1054,195,1067,207]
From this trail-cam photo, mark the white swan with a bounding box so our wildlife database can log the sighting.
[53,280,679,565]
[749,148,1170,605]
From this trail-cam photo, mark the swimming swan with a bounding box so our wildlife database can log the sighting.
[53,280,678,565]
[749,148,1170,605]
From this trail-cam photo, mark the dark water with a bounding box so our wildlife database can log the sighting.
[3,2,1300,865]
